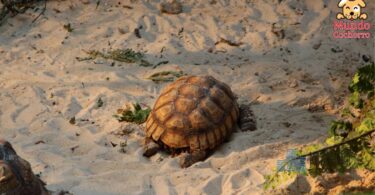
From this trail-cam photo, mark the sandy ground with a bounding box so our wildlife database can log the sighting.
[0,0,374,194]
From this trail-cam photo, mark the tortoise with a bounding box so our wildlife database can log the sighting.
[0,139,49,195]
[143,75,240,168]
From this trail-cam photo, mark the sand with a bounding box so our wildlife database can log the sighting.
[0,0,373,194]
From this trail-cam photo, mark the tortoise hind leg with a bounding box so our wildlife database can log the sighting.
[238,103,256,132]
[143,138,160,157]
[179,150,207,168]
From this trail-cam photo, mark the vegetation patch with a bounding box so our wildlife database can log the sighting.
[264,63,375,190]
[77,49,152,67]
[114,103,151,124]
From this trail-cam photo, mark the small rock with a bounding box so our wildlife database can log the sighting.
[160,0,183,15]
[282,122,291,128]
[69,117,76,125]
[70,145,79,152]
[272,23,285,39]
[288,79,298,88]
[134,28,142,38]
[96,97,104,108]
[258,76,267,83]
[118,141,127,153]
[110,142,118,147]
[34,140,45,145]
[118,27,128,34]
[331,46,343,53]
[362,54,371,62]
[313,42,321,50]
[209,0,217,4]
[294,8,304,15]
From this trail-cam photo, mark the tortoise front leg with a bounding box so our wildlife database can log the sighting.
[179,150,207,168]
[143,138,160,157]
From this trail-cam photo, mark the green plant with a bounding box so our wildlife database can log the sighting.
[147,71,185,83]
[114,103,151,124]
[0,0,47,24]
[264,63,375,190]
[264,171,298,190]
[76,49,152,67]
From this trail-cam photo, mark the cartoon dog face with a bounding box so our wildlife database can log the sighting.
[337,0,367,20]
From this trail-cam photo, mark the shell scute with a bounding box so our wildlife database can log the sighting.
[187,76,215,89]
[188,109,212,130]
[175,97,197,114]
[209,86,233,111]
[165,114,188,130]
[154,89,178,110]
[178,84,206,99]
[154,104,174,123]
[200,97,224,124]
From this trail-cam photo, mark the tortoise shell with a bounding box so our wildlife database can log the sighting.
[145,75,239,151]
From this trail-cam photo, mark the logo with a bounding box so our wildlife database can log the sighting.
[276,149,306,174]
[337,0,368,20]
[333,0,371,39]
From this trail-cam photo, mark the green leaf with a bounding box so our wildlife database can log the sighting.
[328,120,352,137]
[349,92,364,108]
[114,103,151,124]
[147,71,185,83]
[341,107,354,118]
[109,49,143,63]
[325,136,344,145]
[352,73,360,85]
[356,118,375,133]
[349,63,375,94]
[298,144,322,156]
[263,171,297,190]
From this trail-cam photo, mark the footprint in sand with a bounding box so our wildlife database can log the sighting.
[223,168,264,194]
[63,97,83,119]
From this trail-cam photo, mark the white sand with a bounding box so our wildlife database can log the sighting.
[0,0,373,194]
